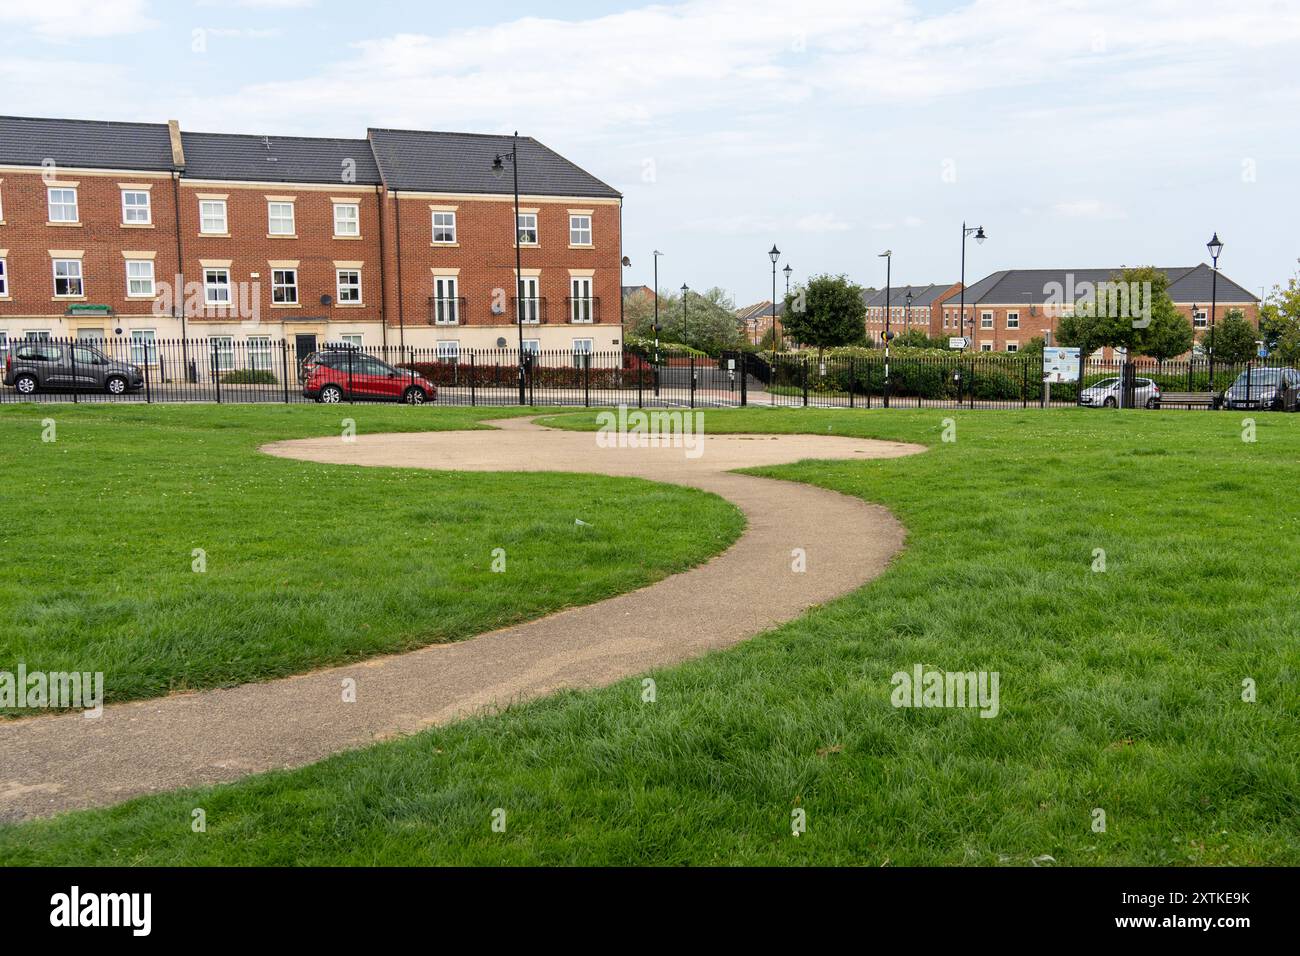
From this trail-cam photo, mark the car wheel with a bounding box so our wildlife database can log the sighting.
[1103,396,1117,408]
[15,374,38,395]
[1145,397,1158,409]
[318,384,344,404]
[105,375,127,396]
[402,386,427,405]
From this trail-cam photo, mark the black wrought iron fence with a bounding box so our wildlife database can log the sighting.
[1,335,1292,412]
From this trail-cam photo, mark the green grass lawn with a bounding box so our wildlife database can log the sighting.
[0,404,742,710]
[3,406,1298,865]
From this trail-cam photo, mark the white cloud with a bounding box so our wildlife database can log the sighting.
[0,0,156,40]
[795,213,852,233]
[1051,200,1128,221]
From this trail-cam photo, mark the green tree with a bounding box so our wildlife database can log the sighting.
[780,273,867,360]
[1202,309,1259,364]
[1135,308,1194,364]
[627,286,742,355]
[1259,278,1300,363]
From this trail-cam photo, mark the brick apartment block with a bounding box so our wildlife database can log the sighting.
[864,283,961,344]
[0,115,622,361]
[942,267,1259,355]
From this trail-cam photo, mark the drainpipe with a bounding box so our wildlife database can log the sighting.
[376,184,388,351]
[394,191,405,350]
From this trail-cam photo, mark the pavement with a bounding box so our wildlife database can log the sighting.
[0,416,924,821]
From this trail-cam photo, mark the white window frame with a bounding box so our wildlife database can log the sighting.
[340,333,364,350]
[204,268,231,305]
[52,258,84,297]
[47,187,78,223]
[272,268,298,305]
[200,199,228,235]
[1006,311,1020,329]
[1192,309,1208,328]
[267,201,296,237]
[572,337,594,368]
[570,276,594,323]
[569,214,592,246]
[516,276,539,323]
[433,275,459,325]
[980,342,993,352]
[432,210,457,244]
[0,257,7,297]
[336,269,362,304]
[436,340,460,363]
[121,190,151,225]
[333,202,360,238]
[522,338,540,355]
[1006,342,1020,353]
[248,335,273,371]
[981,311,994,329]
[516,212,538,246]
[212,335,235,372]
[130,329,157,365]
[126,259,155,297]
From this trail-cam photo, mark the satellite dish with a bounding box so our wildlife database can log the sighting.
[496,337,507,348]
[621,256,631,267]
[321,294,333,306]
[490,301,505,315]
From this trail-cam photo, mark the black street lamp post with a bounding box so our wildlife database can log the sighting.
[959,223,987,351]
[905,289,914,336]
[879,250,892,407]
[653,249,663,396]
[1207,232,1224,385]
[769,245,781,366]
[491,133,526,404]
[680,283,689,346]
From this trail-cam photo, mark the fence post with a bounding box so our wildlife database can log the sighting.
[213,340,223,403]
[144,350,152,404]
[690,353,696,408]
[740,352,747,407]
[1022,357,1028,409]
[848,356,855,408]
[470,353,477,407]
[70,339,79,404]
[802,358,809,407]
[637,351,644,408]
[281,341,290,403]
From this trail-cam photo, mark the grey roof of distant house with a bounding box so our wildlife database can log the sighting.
[960,267,1257,305]
[368,128,620,198]
[863,283,956,308]
[0,114,174,171]
[181,131,381,184]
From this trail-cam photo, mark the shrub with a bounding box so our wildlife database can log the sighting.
[220,369,277,385]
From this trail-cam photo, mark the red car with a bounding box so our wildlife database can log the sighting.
[301,349,436,404]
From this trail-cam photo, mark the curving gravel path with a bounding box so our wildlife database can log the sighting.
[0,417,923,821]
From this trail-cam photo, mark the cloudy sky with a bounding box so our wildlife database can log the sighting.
[2,0,1298,305]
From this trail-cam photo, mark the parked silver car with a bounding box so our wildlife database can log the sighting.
[3,342,145,395]
[1079,376,1161,409]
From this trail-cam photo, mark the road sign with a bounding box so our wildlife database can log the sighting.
[1043,346,1081,383]
[948,337,969,349]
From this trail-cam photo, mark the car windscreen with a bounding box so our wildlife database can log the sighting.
[1091,378,1118,389]
[1233,369,1283,386]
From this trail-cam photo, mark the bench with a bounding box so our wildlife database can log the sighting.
[1156,391,1220,409]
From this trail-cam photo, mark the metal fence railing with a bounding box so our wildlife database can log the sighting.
[0,336,1292,411]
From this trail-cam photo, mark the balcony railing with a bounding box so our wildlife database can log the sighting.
[510,296,549,325]
[565,296,600,324]
[427,296,467,326]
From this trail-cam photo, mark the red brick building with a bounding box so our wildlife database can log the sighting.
[946,267,1259,354]
[0,115,622,363]
[863,283,961,344]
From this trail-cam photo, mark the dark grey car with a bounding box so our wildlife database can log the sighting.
[1221,367,1300,412]
[3,342,145,396]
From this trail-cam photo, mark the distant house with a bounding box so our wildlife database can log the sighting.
[951,266,1259,355]
[863,283,961,344]
[622,285,655,303]
[736,300,782,345]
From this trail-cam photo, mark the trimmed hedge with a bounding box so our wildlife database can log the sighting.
[220,369,278,385]
[397,361,654,389]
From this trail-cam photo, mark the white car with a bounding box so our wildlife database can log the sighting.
[1079,376,1161,409]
